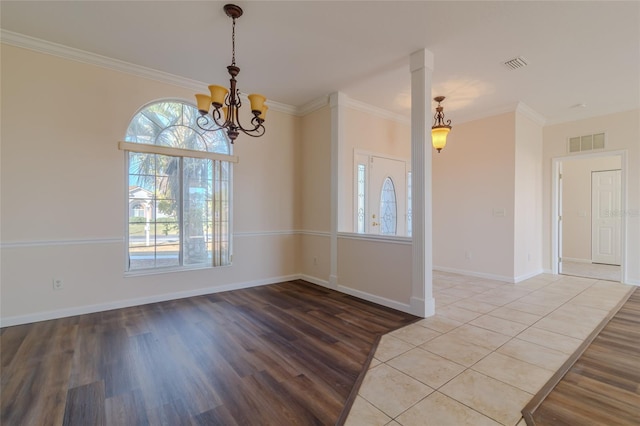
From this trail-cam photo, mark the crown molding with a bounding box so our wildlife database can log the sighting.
[452,101,540,126]
[516,101,546,126]
[298,95,330,116]
[346,97,410,125]
[1,29,297,116]
[297,93,411,124]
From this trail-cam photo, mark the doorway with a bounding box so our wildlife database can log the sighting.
[354,151,409,236]
[554,154,623,282]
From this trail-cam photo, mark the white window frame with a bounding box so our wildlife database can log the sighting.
[120,100,237,274]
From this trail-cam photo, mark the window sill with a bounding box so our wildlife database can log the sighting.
[124,263,232,278]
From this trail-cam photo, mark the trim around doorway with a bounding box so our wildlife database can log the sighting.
[551,150,628,283]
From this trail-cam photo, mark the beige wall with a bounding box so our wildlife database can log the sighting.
[340,107,410,232]
[0,44,301,324]
[337,236,412,309]
[562,156,622,261]
[298,106,331,282]
[300,106,331,233]
[432,112,517,280]
[543,109,639,284]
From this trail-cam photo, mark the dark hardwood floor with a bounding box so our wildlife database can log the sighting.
[1,280,417,425]
[523,287,640,426]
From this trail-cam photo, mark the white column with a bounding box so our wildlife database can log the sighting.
[410,49,435,317]
[329,92,346,289]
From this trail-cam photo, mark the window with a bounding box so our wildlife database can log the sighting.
[122,100,234,271]
[379,177,397,235]
[356,163,366,233]
[407,171,412,237]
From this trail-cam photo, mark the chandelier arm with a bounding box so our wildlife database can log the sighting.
[232,97,265,136]
[238,120,266,138]
[211,107,229,128]
[195,109,232,133]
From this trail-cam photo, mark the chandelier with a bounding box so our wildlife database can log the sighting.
[195,4,267,143]
[431,96,452,153]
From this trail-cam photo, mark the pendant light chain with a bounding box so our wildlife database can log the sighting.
[231,17,236,67]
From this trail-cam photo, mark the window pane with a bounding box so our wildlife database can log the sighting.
[407,171,412,237]
[125,113,162,144]
[184,158,212,265]
[380,177,397,235]
[211,160,231,266]
[154,243,180,268]
[357,164,366,233]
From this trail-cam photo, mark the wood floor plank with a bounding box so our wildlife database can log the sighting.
[62,381,106,426]
[105,389,150,426]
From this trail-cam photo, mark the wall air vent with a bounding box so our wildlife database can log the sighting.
[568,133,605,153]
[503,56,528,69]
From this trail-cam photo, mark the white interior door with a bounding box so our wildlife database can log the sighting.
[368,156,407,236]
[592,170,621,265]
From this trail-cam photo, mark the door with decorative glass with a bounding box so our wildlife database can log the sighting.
[368,156,407,236]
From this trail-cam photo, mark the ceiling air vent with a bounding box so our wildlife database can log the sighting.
[504,56,528,70]
[568,133,605,153]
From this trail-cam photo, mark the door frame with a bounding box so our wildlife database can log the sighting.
[353,149,411,236]
[551,150,627,282]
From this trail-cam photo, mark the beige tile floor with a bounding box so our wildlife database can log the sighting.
[561,260,621,282]
[345,271,632,426]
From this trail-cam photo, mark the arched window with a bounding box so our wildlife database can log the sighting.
[121,100,235,271]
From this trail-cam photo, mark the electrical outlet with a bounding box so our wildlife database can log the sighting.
[465,251,471,260]
[313,257,318,266]
[52,278,64,290]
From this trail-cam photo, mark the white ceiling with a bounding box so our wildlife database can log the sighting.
[2,1,639,125]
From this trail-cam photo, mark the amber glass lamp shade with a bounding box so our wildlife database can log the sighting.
[432,127,450,153]
[195,94,212,114]
[208,85,229,107]
[258,105,268,120]
[247,94,266,115]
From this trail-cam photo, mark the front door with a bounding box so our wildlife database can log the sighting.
[368,156,407,236]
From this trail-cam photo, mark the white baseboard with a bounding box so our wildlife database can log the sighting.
[433,266,551,284]
[298,274,330,289]
[337,284,413,315]
[0,274,299,328]
[434,265,545,284]
[514,269,545,284]
[6,267,552,327]
[410,296,435,317]
[433,265,516,283]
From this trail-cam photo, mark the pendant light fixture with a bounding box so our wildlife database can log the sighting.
[431,96,452,153]
[195,4,267,143]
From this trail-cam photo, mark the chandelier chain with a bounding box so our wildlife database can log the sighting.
[231,17,236,66]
